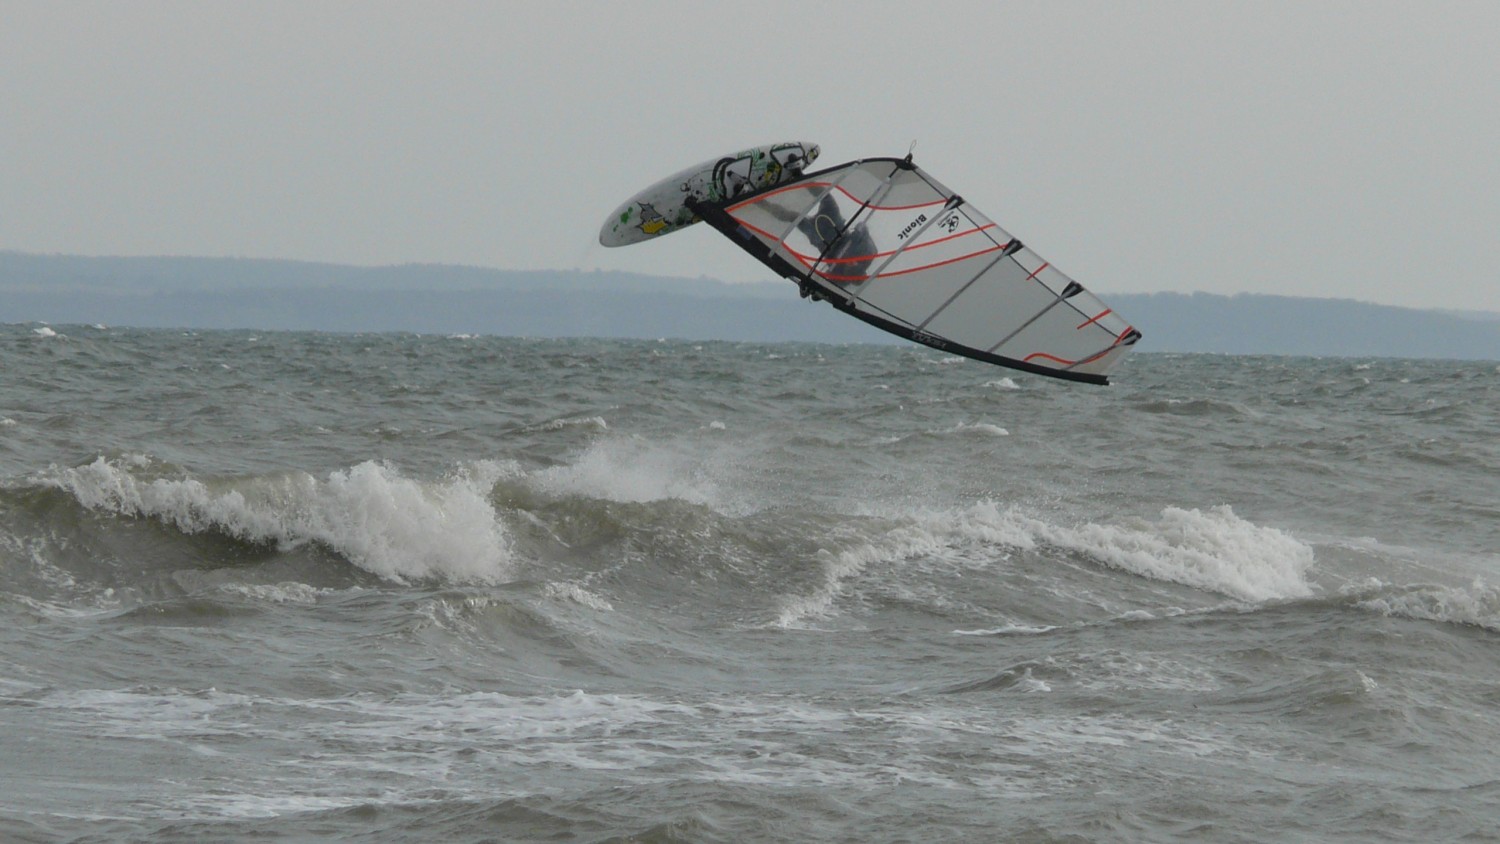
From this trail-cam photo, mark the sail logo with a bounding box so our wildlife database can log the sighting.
[897,213,927,241]
[910,328,947,349]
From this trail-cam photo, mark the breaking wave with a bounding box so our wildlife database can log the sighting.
[37,457,516,584]
[773,501,1316,627]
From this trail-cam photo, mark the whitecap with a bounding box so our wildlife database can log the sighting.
[529,415,608,433]
[1350,577,1500,631]
[41,457,518,585]
[952,623,1057,636]
[544,582,614,612]
[772,501,1315,626]
[945,422,1009,437]
[773,502,1037,628]
[1036,505,1316,602]
[775,526,950,628]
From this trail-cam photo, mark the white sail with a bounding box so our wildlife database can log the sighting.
[691,157,1140,384]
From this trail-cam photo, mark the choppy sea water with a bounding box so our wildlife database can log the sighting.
[2,324,1499,842]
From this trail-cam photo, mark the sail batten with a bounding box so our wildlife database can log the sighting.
[854,195,963,295]
[917,241,1012,331]
[986,293,1068,355]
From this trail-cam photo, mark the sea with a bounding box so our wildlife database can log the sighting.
[2,324,1498,843]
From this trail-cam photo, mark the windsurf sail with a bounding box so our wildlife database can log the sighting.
[686,156,1141,384]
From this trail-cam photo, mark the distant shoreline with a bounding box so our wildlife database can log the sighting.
[3,251,1497,361]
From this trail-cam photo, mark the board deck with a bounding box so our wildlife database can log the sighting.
[599,141,819,247]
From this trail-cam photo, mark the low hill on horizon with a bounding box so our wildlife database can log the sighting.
[3,251,1497,361]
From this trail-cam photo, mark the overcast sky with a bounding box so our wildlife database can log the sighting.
[4,1,1498,311]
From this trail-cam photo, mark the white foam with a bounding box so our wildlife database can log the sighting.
[984,377,1021,390]
[32,326,58,338]
[1036,505,1316,602]
[43,457,516,585]
[535,436,723,507]
[775,526,942,627]
[20,682,1253,817]
[1306,533,1497,592]
[952,623,1057,636]
[543,581,614,612]
[1013,667,1052,693]
[774,502,1037,628]
[945,422,1009,437]
[1067,649,1223,693]
[774,502,1313,626]
[13,593,123,619]
[882,423,1010,445]
[1350,578,1500,631]
[220,582,326,604]
[528,415,608,433]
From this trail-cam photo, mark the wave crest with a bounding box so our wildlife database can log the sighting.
[1039,505,1316,603]
[40,457,515,585]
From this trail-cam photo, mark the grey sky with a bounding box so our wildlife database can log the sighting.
[4,1,1498,311]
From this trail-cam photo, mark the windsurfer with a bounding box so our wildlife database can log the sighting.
[764,192,877,291]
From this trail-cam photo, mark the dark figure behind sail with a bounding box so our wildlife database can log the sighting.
[766,192,877,287]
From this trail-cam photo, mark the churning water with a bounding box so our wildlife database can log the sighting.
[3,326,1498,842]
